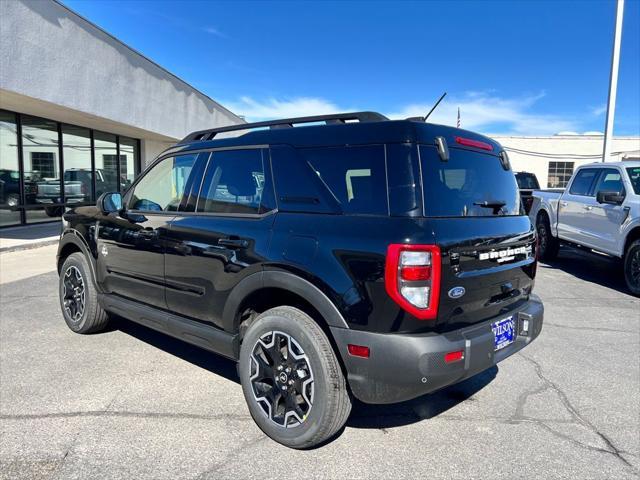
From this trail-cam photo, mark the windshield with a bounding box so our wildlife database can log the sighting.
[515,173,540,190]
[420,145,521,217]
[626,167,640,194]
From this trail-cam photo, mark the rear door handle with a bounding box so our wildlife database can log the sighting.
[584,205,593,211]
[218,238,248,248]
[560,201,568,207]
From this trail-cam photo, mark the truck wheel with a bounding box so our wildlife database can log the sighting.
[536,214,559,261]
[59,252,110,334]
[623,240,640,296]
[238,306,351,449]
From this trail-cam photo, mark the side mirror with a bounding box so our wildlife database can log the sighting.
[98,192,123,214]
[596,190,625,205]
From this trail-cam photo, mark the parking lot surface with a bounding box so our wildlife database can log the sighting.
[1,246,638,479]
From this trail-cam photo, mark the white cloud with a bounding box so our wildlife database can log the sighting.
[226,92,580,135]
[388,91,578,135]
[591,104,607,116]
[203,26,227,38]
[225,96,351,120]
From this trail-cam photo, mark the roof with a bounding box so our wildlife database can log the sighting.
[166,113,504,157]
[577,160,640,168]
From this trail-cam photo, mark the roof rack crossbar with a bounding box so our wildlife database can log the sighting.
[179,111,388,143]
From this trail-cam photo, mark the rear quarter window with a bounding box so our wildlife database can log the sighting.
[419,145,520,217]
[300,145,388,215]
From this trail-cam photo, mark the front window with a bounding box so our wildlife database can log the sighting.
[129,154,197,211]
[594,169,625,195]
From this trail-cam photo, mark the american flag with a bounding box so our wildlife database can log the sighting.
[457,107,461,128]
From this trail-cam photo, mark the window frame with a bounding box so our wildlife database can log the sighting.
[567,167,600,197]
[125,145,276,219]
[547,161,575,189]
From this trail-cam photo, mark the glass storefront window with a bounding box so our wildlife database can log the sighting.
[94,131,119,196]
[62,125,92,205]
[119,136,138,193]
[21,115,62,223]
[0,110,140,228]
[0,111,21,226]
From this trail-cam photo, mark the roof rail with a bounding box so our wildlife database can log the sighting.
[179,111,389,143]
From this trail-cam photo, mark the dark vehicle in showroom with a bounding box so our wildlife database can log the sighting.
[56,112,543,448]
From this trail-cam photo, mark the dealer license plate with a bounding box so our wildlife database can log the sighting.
[491,316,515,351]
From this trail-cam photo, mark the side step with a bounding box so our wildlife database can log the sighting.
[99,294,238,360]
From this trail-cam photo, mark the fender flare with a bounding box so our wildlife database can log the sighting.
[58,230,102,292]
[222,270,349,332]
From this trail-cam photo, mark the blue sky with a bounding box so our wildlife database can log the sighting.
[64,0,639,136]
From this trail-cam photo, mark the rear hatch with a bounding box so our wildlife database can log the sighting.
[419,143,536,331]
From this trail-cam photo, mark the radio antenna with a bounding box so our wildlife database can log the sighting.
[423,92,447,121]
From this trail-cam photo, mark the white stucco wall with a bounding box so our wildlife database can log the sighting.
[0,0,243,151]
[491,135,640,188]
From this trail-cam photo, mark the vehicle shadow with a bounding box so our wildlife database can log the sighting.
[540,246,628,295]
[346,366,498,429]
[110,316,497,433]
[111,316,240,384]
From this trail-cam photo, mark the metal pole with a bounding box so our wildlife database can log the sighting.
[602,0,625,162]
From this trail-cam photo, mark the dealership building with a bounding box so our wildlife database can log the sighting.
[494,134,640,189]
[0,0,243,227]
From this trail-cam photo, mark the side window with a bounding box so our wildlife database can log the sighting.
[301,145,387,215]
[594,169,625,195]
[197,149,273,215]
[129,154,197,211]
[568,168,599,196]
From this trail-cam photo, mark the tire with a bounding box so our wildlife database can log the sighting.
[238,306,351,449]
[623,240,640,297]
[59,252,110,334]
[536,213,559,261]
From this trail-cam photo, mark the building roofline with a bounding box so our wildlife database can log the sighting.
[490,134,639,140]
[53,0,243,123]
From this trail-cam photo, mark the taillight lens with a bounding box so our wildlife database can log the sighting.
[385,244,441,320]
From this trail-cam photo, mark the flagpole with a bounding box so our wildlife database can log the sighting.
[602,0,625,162]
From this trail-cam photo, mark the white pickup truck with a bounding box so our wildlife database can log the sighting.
[529,161,640,295]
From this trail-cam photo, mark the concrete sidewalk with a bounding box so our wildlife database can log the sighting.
[0,223,60,253]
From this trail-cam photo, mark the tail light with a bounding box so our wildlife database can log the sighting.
[385,244,441,320]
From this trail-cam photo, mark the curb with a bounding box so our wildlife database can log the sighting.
[0,239,59,254]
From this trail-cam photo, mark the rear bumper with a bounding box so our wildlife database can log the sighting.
[330,294,543,404]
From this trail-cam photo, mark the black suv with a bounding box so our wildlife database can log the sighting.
[57,112,543,448]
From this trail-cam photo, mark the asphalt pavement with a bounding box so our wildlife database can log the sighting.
[0,246,638,479]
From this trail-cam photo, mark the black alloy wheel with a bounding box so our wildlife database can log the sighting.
[249,330,314,428]
[62,265,86,323]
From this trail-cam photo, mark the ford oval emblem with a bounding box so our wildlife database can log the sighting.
[448,286,466,299]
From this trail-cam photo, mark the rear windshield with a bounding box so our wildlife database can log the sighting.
[420,145,520,217]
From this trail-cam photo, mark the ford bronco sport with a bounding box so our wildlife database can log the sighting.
[57,112,543,448]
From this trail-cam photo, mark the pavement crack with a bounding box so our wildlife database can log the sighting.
[543,322,638,334]
[0,411,251,421]
[517,352,636,471]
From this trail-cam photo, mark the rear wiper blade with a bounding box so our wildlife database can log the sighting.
[473,200,507,214]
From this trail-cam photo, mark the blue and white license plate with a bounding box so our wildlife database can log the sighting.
[491,316,516,351]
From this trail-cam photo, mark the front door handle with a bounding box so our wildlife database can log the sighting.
[584,205,593,211]
[218,238,248,248]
